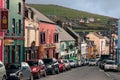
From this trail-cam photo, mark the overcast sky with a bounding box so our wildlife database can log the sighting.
[26,0,120,18]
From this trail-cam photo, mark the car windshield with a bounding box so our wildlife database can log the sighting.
[27,61,38,66]
[89,59,95,62]
[106,61,115,64]
[42,59,53,64]
[69,60,74,62]
[6,64,21,70]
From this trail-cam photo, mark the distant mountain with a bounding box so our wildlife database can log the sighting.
[27,4,118,32]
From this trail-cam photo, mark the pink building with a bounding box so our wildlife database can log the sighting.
[39,22,56,59]
[0,0,3,9]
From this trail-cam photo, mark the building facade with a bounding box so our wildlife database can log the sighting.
[24,6,39,61]
[39,22,56,59]
[86,32,107,56]
[0,0,8,61]
[55,26,75,59]
[4,0,25,64]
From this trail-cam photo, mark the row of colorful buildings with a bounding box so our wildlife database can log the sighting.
[0,0,117,65]
[0,0,79,65]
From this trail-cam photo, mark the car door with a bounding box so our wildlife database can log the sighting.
[0,61,5,80]
[40,60,46,73]
[0,62,3,80]
[21,62,31,80]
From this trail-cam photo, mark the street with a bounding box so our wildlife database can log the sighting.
[35,66,120,80]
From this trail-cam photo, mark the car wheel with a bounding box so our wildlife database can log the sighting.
[56,69,60,74]
[37,71,41,79]
[51,70,55,75]
[29,75,33,80]
[43,71,47,77]
[2,76,6,80]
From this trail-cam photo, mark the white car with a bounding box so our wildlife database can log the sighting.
[88,59,97,66]
[0,61,7,80]
[104,60,118,71]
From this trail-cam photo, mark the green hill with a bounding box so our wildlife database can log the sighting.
[27,4,117,32]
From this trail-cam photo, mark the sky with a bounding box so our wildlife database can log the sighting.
[26,0,120,18]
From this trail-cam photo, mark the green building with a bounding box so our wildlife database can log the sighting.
[4,0,25,64]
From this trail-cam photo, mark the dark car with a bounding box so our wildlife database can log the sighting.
[6,62,33,80]
[26,59,47,79]
[42,58,59,75]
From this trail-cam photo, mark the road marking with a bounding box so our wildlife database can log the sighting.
[105,72,111,77]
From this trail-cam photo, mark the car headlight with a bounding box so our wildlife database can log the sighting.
[32,68,37,71]
[48,65,52,68]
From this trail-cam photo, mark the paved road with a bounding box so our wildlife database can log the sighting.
[35,66,117,80]
[35,66,120,80]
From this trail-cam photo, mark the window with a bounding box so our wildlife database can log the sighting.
[18,3,21,14]
[0,63,3,68]
[12,18,15,34]
[31,11,34,19]
[18,19,21,34]
[7,0,9,9]
[25,10,28,18]
[40,32,45,44]
[54,33,59,43]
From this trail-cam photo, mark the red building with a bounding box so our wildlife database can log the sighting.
[0,0,4,61]
[37,12,57,59]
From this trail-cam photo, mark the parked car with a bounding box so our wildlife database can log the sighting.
[63,59,71,70]
[69,59,78,68]
[26,59,46,79]
[104,60,118,71]
[6,62,33,80]
[77,60,82,67]
[0,61,7,80]
[99,59,109,69]
[58,59,66,72]
[88,59,97,66]
[42,58,59,75]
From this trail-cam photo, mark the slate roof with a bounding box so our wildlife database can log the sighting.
[66,27,80,38]
[56,26,75,41]
[26,6,55,24]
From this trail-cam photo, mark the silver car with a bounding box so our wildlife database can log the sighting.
[0,61,7,80]
[104,60,118,71]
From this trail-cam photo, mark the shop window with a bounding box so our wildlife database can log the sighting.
[40,32,45,44]
[16,45,20,62]
[7,0,9,9]
[12,46,15,63]
[18,2,21,14]
[4,46,10,64]
[12,18,15,34]
[54,33,59,43]
[18,19,21,34]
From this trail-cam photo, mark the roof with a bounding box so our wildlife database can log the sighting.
[26,6,55,24]
[66,27,80,38]
[56,26,75,41]
[89,32,104,39]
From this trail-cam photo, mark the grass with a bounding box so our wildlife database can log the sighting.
[27,4,117,32]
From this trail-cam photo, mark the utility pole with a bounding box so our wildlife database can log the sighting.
[108,20,112,55]
[117,19,120,65]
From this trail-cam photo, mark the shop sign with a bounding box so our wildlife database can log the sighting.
[4,39,14,45]
[0,10,8,30]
